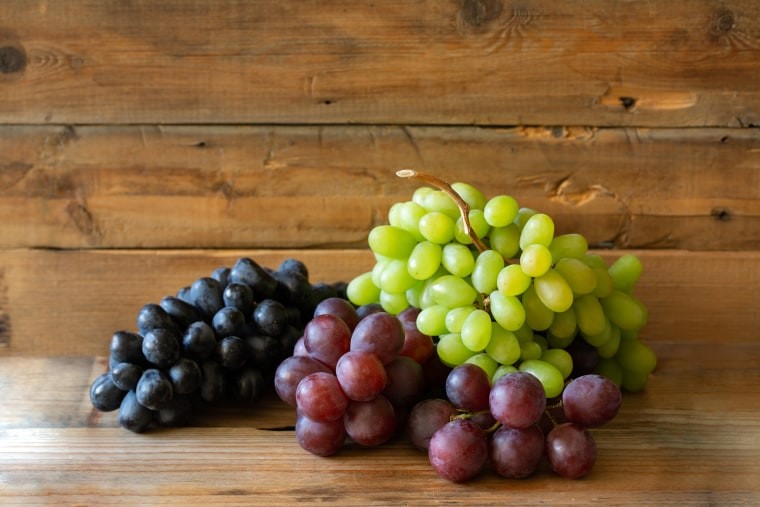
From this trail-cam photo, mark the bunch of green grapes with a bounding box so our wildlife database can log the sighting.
[347,170,656,395]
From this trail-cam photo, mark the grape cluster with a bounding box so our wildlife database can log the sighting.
[346,171,657,394]
[89,257,342,432]
[410,365,622,482]
[273,300,445,456]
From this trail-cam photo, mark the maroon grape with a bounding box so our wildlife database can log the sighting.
[407,398,458,451]
[296,415,346,457]
[314,297,360,330]
[296,372,349,422]
[562,374,622,427]
[382,356,425,408]
[545,422,597,479]
[445,363,491,412]
[303,314,351,369]
[489,371,547,429]
[349,312,405,365]
[489,425,544,479]
[344,395,397,447]
[428,419,488,483]
[335,351,387,402]
[274,355,332,406]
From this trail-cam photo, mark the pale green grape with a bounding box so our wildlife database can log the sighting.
[483,195,519,228]
[472,249,504,294]
[489,291,526,331]
[540,348,573,379]
[387,202,404,228]
[548,308,577,340]
[451,181,487,210]
[546,330,575,349]
[519,359,564,398]
[368,225,417,259]
[454,210,490,245]
[597,324,621,358]
[608,254,643,292]
[621,368,650,392]
[591,265,614,298]
[548,233,588,260]
[346,271,381,306]
[489,224,521,259]
[441,243,475,278]
[405,280,424,308]
[445,305,476,333]
[422,190,460,219]
[418,211,456,244]
[513,323,535,343]
[520,244,553,277]
[574,293,607,336]
[416,304,450,336]
[533,334,548,352]
[582,316,612,347]
[378,258,417,294]
[412,186,434,207]
[519,341,543,361]
[492,364,519,383]
[465,353,498,379]
[600,290,646,330]
[594,357,623,387]
[371,257,390,288]
[430,275,478,307]
[379,290,409,314]
[534,269,574,313]
[397,200,427,241]
[485,324,521,365]
[514,208,537,230]
[522,284,554,331]
[437,333,475,367]
[616,338,657,374]
[407,241,442,280]
[519,213,555,249]
[554,257,598,295]
[582,253,607,270]
[461,309,492,352]
[497,264,532,296]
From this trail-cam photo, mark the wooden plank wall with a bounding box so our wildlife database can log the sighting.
[1,0,759,355]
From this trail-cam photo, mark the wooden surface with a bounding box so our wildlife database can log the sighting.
[2,0,759,505]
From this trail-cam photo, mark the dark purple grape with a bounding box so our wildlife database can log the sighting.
[141,328,180,368]
[296,414,346,457]
[349,312,404,365]
[489,371,547,429]
[135,368,173,411]
[296,372,349,422]
[407,398,458,451]
[223,283,254,315]
[355,303,385,321]
[190,277,224,320]
[562,374,622,427]
[168,358,202,395]
[274,355,332,406]
[109,331,145,365]
[314,297,360,331]
[545,423,597,479]
[118,390,154,433]
[343,395,397,447]
[428,419,488,483]
[278,258,309,279]
[303,314,351,369]
[156,395,193,427]
[230,257,277,299]
[273,270,312,308]
[199,360,226,403]
[176,286,193,304]
[253,299,287,336]
[182,321,216,360]
[382,356,425,408]
[90,372,126,412]
[233,368,264,402]
[210,266,230,286]
[445,363,491,412]
[568,338,600,377]
[489,425,544,479]
[136,303,180,336]
[245,334,282,369]
[110,362,143,391]
[310,282,338,308]
[216,336,248,370]
[212,306,246,338]
[160,296,202,330]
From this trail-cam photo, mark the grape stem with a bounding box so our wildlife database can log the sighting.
[396,169,489,253]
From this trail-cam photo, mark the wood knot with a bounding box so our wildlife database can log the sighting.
[460,0,503,28]
[712,8,736,35]
[0,45,26,74]
[711,207,732,221]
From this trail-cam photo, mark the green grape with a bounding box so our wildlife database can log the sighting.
[387,202,404,228]
[582,316,613,347]
[441,243,475,278]
[595,357,623,387]
[483,195,519,228]
[534,269,574,313]
[597,324,621,358]
[616,338,657,374]
[472,249,504,294]
[554,257,598,295]
[347,271,381,306]
[461,309,492,352]
[379,290,409,314]
[540,349,573,379]
[371,258,390,289]
[437,333,475,367]
[608,254,643,292]
[418,211,456,244]
[519,359,564,398]
[378,258,417,294]
[522,284,554,331]
[546,330,575,349]
[582,253,607,270]
[520,244,552,277]
[591,265,614,298]
[405,280,424,308]
[548,233,588,260]
[519,341,543,361]
[519,213,555,249]
[418,269,447,309]
[600,290,646,330]
[454,210,490,245]
[489,224,521,259]
[445,305,476,334]
[548,308,577,340]
[407,241,442,281]
[416,304,450,337]
[492,364,519,383]
[368,225,417,259]
[533,334,548,352]
[398,200,427,241]
[620,328,640,341]
[430,275,478,307]
[451,181,487,210]
[465,353,498,379]
[621,368,650,392]
[485,324,521,365]
[497,264,532,296]
[412,186,434,207]
[489,291,526,331]
[513,323,535,343]
[514,207,537,230]
[422,190,460,219]
[574,293,607,336]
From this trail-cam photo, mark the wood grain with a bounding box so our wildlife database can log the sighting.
[1,0,758,126]
[2,125,758,250]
